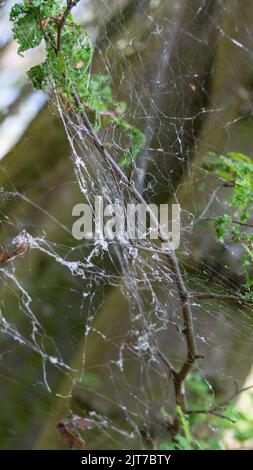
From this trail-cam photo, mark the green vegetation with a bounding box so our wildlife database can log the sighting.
[160,373,253,450]
[204,152,253,298]
[11,0,145,167]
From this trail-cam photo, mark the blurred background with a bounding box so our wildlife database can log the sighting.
[1,0,253,449]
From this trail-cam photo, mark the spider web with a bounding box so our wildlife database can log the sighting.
[0,0,253,450]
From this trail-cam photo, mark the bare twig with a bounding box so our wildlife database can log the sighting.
[184,409,236,423]
[157,348,177,378]
[184,384,253,424]
[221,384,253,407]
[189,292,251,304]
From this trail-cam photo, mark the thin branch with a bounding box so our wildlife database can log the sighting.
[184,409,236,423]
[157,348,177,378]
[189,292,252,304]
[194,186,222,223]
[220,384,253,408]
[184,384,253,424]
[39,18,58,53]
[56,1,82,53]
[198,216,253,229]
[167,255,198,386]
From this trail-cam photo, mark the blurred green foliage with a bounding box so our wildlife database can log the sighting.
[160,373,253,450]
[204,152,253,298]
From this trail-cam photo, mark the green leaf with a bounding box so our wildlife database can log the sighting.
[11,3,42,53]
[27,65,45,90]
[215,215,232,242]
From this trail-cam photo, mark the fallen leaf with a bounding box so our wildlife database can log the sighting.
[56,420,86,450]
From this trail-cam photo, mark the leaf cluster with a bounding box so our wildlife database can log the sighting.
[204,152,253,296]
[11,0,145,167]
